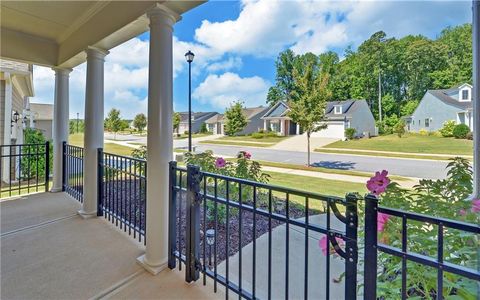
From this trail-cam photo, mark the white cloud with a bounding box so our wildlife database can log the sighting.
[193,0,470,56]
[206,57,243,73]
[193,72,270,109]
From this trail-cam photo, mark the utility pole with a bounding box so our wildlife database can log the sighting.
[378,71,382,123]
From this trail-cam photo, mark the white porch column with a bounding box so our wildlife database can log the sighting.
[79,47,108,217]
[473,0,480,199]
[51,68,71,192]
[137,6,179,275]
[263,120,267,131]
[280,119,285,136]
[296,123,300,135]
[2,73,12,183]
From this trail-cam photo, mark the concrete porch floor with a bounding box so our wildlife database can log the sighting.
[1,192,222,300]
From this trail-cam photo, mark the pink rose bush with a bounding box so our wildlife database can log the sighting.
[238,151,252,159]
[472,199,480,213]
[319,235,344,256]
[366,170,390,196]
[215,157,226,168]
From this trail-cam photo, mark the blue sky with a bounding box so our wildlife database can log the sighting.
[30,0,472,119]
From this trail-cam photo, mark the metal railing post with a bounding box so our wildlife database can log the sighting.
[168,161,178,269]
[364,193,378,299]
[185,164,201,282]
[62,142,66,191]
[97,148,104,216]
[45,141,50,192]
[345,193,359,299]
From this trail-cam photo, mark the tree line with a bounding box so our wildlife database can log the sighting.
[267,24,472,132]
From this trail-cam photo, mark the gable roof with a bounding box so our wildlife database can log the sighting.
[205,106,267,124]
[261,101,289,119]
[177,112,218,123]
[427,88,472,110]
[30,103,53,120]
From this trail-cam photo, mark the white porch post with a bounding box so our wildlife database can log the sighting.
[280,119,285,136]
[79,47,108,218]
[472,0,480,199]
[51,68,71,192]
[137,6,178,275]
[296,123,300,135]
[2,73,12,183]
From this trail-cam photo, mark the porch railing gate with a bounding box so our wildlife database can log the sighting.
[62,142,84,202]
[168,162,359,299]
[0,142,50,198]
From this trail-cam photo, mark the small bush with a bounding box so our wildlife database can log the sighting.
[199,123,208,133]
[467,132,473,140]
[265,131,279,137]
[418,129,429,136]
[345,128,356,140]
[184,130,189,135]
[393,120,406,138]
[453,124,470,139]
[439,120,456,137]
[251,132,264,139]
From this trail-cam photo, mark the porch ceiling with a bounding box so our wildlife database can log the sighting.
[1,1,204,68]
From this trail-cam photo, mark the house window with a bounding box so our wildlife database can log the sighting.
[334,106,342,114]
[462,89,469,100]
[425,118,430,127]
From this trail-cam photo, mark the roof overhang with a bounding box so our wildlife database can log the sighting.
[1,1,204,68]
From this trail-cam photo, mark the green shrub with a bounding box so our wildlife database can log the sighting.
[439,120,456,137]
[371,158,478,298]
[21,128,52,179]
[251,132,264,139]
[199,123,208,133]
[393,120,406,138]
[265,131,279,137]
[345,128,356,140]
[453,124,470,139]
[467,132,473,140]
[418,129,429,136]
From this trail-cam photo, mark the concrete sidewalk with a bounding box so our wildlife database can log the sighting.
[271,135,339,152]
[216,214,350,299]
[263,166,419,189]
[320,147,473,159]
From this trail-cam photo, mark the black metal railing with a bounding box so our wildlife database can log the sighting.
[364,194,480,299]
[168,162,359,299]
[62,142,84,202]
[98,149,147,244]
[0,142,50,198]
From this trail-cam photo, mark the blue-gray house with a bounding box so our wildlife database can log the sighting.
[261,100,377,139]
[407,83,473,132]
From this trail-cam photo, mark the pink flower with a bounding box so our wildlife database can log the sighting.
[377,213,390,232]
[244,151,251,159]
[472,199,480,213]
[366,170,391,196]
[319,235,344,256]
[215,157,226,168]
[459,209,467,216]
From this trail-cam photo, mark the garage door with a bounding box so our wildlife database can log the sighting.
[311,122,345,138]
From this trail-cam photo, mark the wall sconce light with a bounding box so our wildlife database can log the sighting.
[11,111,20,127]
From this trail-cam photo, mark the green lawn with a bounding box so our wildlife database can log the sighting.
[323,133,473,156]
[267,171,366,210]
[69,133,135,156]
[200,135,288,147]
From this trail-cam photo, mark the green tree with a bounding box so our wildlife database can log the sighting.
[69,119,84,134]
[133,113,147,133]
[173,112,181,133]
[288,62,331,166]
[224,101,248,136]
[267,49,298,105]
[105,108,122,140]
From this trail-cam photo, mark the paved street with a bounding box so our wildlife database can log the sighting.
[195,144,448,180]
[104,133,449,179]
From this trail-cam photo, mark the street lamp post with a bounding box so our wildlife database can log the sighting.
[185,50,195,152]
